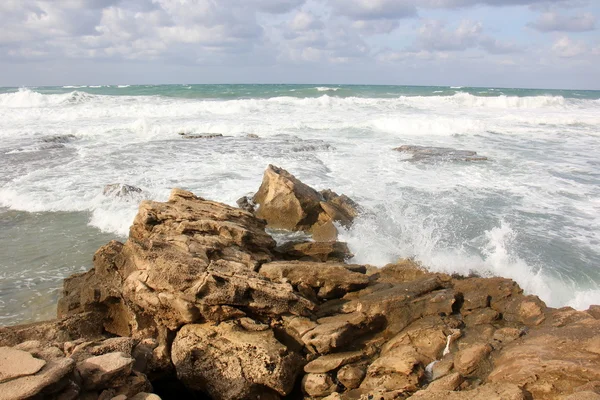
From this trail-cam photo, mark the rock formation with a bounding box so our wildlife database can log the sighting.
[252,165,359,241]
[0,167,599,400]
[394,145,488,162]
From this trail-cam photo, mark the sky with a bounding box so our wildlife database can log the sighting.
[0,0,599,89]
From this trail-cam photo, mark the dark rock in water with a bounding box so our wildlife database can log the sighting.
[41,134,77,144]
[394,145,488,162]
[103,184,143,198]
[236,195,256,213]
[291,142,334,152]
[246,134,260,139]
[275,240,353,262]
[178,132,223,139]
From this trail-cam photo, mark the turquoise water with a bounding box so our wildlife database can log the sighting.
[2,84,600,100]
[1,84,599,325]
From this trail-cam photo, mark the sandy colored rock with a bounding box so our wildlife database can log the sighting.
[129,393,162,400]
[425,372,464,392]
[376,259,431,283]
[408,383,527,399]
[304,350,364,373]
[487,317,600,399]
[171,322,304,400]
[453,343,492,376]
[337,364,366,390]
[562,392,600,400]
[252,165,359,240]
[0,347,46,384]
[361,345,424,392]
[302,373,338,397]
[259,261,369,299]
[77,352,134,390]
[0,357,74,400]
[275,240,353,262]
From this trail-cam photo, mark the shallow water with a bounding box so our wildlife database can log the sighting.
[1,84,599,325]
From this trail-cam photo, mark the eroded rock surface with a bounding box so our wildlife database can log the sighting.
[1,168,599,400]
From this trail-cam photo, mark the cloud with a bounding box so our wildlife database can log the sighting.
[328,0,417,20]
[415,19,521,54]
[552,35,588,57]
[529,12,596,32]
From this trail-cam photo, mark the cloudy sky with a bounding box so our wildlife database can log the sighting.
[1,0,598,89]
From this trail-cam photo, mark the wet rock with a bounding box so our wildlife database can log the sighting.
[236,195,255,213]
[178,132,223,139]
[102,184,143,198]
[425,372,464,392]
[275,240,353,262]
[171,322,304,400]
[252,165,359,241]
[0,346,46,383]
[41,134,77,144]
[246,133,260,139]
[393,145,488,162]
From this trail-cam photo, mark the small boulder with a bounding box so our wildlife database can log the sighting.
[77,352,134,390]
[302,373,338,397]
[103,184,143,198]
[0,347,46,383]
[393,145,488,162]
[337,364,366,390]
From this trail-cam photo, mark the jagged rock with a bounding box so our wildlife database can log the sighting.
[41,134,77,143]
[236,195,255,213]
[0,357,75,400]
[425,372,464,392]
[453,343,492,376]
[487,316,600,399]
[302,373,338,397]
[178,133,223,139]
[360,345,424,392]
[304,350,365,373]
[408,383,528,399]
[171,322,304,400]
[68,338,135,363]
[394,145,488,162]
[336,364,366,390]
[275,240,353,262]
[103,184,143,198]
[259,261,369,299]
[252,165,359,241]
[301,312,385,354]
[0,347,46,383]
[77,352,134,390]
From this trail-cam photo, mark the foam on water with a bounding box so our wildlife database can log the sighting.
[0,85,599,322]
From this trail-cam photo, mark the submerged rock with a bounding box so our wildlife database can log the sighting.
[103,183,143,198]
[178,132,223,139]
[41,134,77,144]
[394,145,488,162]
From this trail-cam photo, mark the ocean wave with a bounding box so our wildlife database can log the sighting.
[315,87,340,92]
[0,88,95,108]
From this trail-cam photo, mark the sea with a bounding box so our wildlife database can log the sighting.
[1,84,599,326]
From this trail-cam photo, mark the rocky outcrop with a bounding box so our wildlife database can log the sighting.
[394,145,488,162]
[1,168,599,400]
[103,183,143,199]
[252,165,359,241]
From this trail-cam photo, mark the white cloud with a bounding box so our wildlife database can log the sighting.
[552,35,588,57]
[529,11,596,32]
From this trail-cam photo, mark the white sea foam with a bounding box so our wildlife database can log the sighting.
[0,88,599,311]
[315,87,340,92]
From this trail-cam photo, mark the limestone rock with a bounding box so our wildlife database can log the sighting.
[252,165,359,240]
[259,261,369,299]
[304,350,365,373]
[361,345,424,392]
[302,373,338,397]
[336,364,366,390]
[408,383,527,399]
[0,357,75,400]
[0,347,46,383]
[103,184,143,199]
[275,240,353,262]
[487,317,600,399]
[77,352,134,390]
[453,343,492,376]
[171,322,304,400]
[425,372,464,392]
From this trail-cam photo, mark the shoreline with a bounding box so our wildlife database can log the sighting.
[1,165,599,400]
